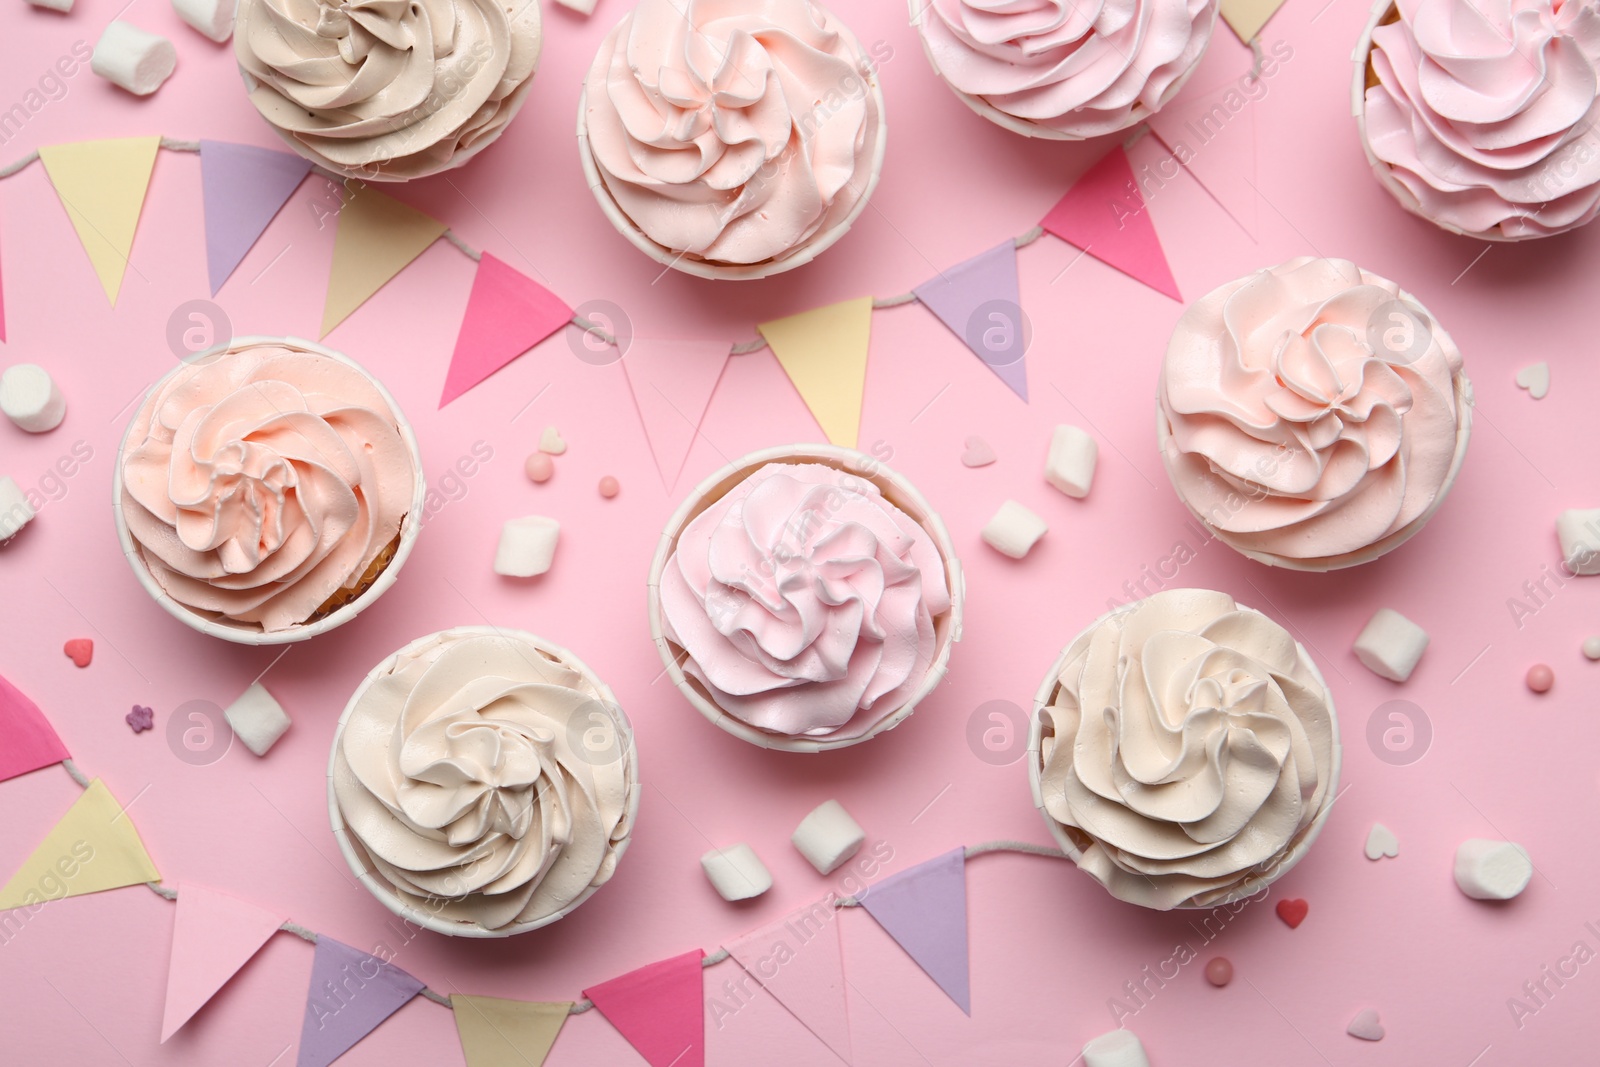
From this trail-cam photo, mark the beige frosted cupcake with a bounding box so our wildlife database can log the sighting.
[648,445,963,751]
[1029,589,1340,910]
[329,627,639,937]
[578,0,887,280]
[114,337,423,644]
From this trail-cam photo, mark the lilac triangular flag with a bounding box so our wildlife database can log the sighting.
[725,905,852,1063]
[297,937,424,1067]
[620,338,731,490]
[913,242,1027,401]
[858,848,970,1014]
[200,141,312,295]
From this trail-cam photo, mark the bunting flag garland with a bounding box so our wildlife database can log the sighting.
[914,241,1029,401]
[0,674,70,784]
[0,778,160,910]
[450,995,571,1067]
[321,185,446,337]
[858,848,971,1015]
[38,136,160,305]
[161,883,287,1042]
[619,337,731,489]
[440,251,573,407]
[1147,82,1260,238]
[758,296,873,449]
[1040,145,1181,302]
[199,140,313,295]
[725,903,853,1064]
[583,948,707,1067]
[297,937,425,1067]
[1219,0,1289,44]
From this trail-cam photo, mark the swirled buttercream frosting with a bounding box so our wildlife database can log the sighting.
[332,630,636,931]
[660,461,953,741]
[119,341,416,633]
[1158,257,1467,568]
[1035,589,1339,909]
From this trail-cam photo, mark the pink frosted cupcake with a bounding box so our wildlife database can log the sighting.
[912,0,1219,139]
[1356,0,1600,240]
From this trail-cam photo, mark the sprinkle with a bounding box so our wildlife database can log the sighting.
[1583,637,1600,661]
[126,705,154,733]
[525,452,554,483]
[598,475,619,499]
[1526,664,1554,693]
[1203,957,1232,987]
[64,639,93,668]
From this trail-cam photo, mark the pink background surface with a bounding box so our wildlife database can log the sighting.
[1,1,1597,1064]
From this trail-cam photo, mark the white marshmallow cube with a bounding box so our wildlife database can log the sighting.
[1353,608,1429,682]
[791,799,865,875]
[553,0,598,12]
[1557,509,1600,576]
[0,476,34,541]
[981,500,1047,559]
[171,0,235,41]
[1454,839,1533,901]
[494,516,560,577]
[25,0,74,12]
[92,22,177,96]
[1044,424,1097,498]
[0,365,66,433]
[701,843,771,901]
[223,682,291,757]
[1082,1029,1150,1067]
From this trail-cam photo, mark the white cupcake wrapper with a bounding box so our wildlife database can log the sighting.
[328,626,641,938]
[647,444,965,752]
[1027,597,1343,910]
[112,336,426,645]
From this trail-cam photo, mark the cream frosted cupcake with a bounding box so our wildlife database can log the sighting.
[912,0,1218,140]
[1157,257,1471,571]
[649,446,963,751]
[1029,589,1340,910]
[114,338,422,643]
[578,0,887,279]
[1355,0,1600,240]
[235,0,542,181]
[330,628,639,937]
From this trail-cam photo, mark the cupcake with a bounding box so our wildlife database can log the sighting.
[1157,257,1471,571]
[912,0,1218,139]
[1029,589,1340,910]
[235,0,542,181]
[1355,0,1600,240]
[578,0,887,279]
[648,446,963,751]
[330,628,638,937]
[114,337,422,643]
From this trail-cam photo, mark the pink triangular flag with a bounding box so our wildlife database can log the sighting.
[161,883,286,1041]
[0,674,69,783]
[297,937,424,1067]
[200,141,313,295]
[441,252,573,406]
[725,904,852,1064]
[583,949,705,1067]
[1146,83,1259,238]
[1040,146,1181,301]
[913,242,1027,401]
[620,338,731,490]
[858,848,970,1014]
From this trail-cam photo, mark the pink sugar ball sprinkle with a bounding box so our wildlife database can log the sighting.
[1204,957,1233,987]
[525,452,554,483]
[598,476,620,499]
[1526,664,1554,693]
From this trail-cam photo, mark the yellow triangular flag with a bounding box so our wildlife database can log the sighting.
[758,296,873,448]
[321,185,447,337]
[0,779,160,910]
[451,995,571,1067]
[38,136,160,306]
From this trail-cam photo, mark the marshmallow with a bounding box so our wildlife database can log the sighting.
[171,0,235,41]
[0,365,66,433]
[981,500,1047,559]
[25,0,74,12]
[554,0,599,12]
[1044,424,1097,498]
[791,799,865,875]
[1353,608,1429,682]
[0,476,34,541]
[1454,839,1533,901]
[223,682,291,757]
[1557,509,1600,576]
[700,843,771,901]
[92,22,177,96]
[1082,1029,1150,1067]
[538,426,567,455]
[494,516,559,577]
